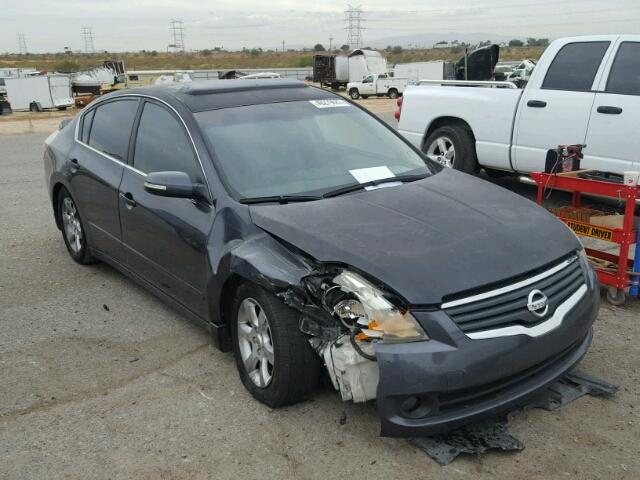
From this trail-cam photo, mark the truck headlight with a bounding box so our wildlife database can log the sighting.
[331,270,428,343]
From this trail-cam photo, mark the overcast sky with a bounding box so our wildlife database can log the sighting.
[3,0,640,53]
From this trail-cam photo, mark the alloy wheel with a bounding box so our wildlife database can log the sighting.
[237,298,275,388]
[426,136,455,168]
[61,196,83,253]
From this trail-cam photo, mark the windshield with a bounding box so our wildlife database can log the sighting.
[195,99,431,199]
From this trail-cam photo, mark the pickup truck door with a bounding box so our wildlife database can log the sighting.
[360,75,376,95]
[583,38,640,172]
[512,39,615,173]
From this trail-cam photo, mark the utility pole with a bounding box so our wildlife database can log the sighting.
[329,36,333,52]
[282,40,285,52]
[169,19,185,52]
[17,34,28,55]
[345,5,364,50]
[81,26,95,54]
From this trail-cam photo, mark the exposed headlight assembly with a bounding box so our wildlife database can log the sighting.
[328,270,428,343]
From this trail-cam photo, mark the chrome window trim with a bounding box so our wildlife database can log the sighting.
[441,256,578,309]
[465,284,587,340]
[73,93,212,198]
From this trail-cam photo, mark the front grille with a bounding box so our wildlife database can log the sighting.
[443,256,584,334]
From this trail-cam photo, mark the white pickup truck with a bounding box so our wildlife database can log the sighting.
[397,35,640,176]
[348,73,406,100]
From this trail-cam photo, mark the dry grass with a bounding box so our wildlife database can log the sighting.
[0,47,545,72]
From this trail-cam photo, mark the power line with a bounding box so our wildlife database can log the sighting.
[169,19,185,52]
[81,26,95,53]
[367,0,608,15]
[365,7,636,24]
[17,33,28,55]
[345,5,365,49]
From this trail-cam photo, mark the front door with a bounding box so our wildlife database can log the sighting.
[119,100,213,317]
[584,39,640,173]
[360,75,376,95]
[513,40,613,173]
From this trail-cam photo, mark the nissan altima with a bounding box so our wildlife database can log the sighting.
[44,79,599,436]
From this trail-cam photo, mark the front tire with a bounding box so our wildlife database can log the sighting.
[349,88,360,99]
[423,125,478,174]
[231,283,321,407]
[57,187,94,264]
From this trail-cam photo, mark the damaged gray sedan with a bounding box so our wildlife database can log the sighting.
[44,79,599,437]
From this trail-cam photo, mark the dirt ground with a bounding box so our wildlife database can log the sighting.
[0,98,638,480]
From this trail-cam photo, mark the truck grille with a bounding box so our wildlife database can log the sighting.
[442,255,584,336]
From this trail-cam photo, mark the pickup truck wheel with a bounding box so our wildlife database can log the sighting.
[388,88,399,99]
[423,125,478,174]
[349,88,360,100]
[231,283,321,407]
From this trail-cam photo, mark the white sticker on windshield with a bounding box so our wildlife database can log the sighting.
[309,99,350,108]
[349,166,395,184]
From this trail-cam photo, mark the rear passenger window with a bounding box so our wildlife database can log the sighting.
[542,42,610,91]
[88,99,139,161]
[80,108,95,143]
[133,102,203,182]
[606,42,640,96]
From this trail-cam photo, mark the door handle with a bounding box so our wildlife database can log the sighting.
[527,100,547,108]
[597,105,623,115]
[120,192,137,208]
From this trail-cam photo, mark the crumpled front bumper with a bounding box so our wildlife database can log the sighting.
[374,268,599,437]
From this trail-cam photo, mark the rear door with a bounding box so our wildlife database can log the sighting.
[118,100,212,316]
[513,39,615,172]
[583,38,640,172]
[67,98,139,261]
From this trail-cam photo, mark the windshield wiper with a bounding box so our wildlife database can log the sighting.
[239,195,322,205]
[322,173,429,198]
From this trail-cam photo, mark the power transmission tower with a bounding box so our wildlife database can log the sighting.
[17,34,28,55]
[81,26,95,53]
[345,5,364,49]
[169,19,185,52]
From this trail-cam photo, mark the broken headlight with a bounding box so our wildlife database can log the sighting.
[328,270,428,343]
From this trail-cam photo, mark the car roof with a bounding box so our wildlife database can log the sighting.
[110,79,338,113]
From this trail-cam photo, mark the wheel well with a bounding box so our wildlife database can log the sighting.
[52,183,64,229]
[219,274,244,329]
[423,117,475,150]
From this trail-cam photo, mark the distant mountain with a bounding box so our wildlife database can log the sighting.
[366,32,525,48]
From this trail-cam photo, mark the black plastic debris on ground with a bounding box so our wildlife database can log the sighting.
[411,420,522,466]
[410,370,618,465]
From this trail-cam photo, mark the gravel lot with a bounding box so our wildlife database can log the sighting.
[1,101,639,479]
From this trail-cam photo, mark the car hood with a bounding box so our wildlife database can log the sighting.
[249,169,581,305]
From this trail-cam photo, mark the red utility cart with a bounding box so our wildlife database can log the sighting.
[531,171,639,305]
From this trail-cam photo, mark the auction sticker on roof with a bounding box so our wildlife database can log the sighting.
[565,220,613,241]
[309,99,350,108]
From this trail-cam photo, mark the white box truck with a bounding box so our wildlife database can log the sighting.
[5,75,74,111]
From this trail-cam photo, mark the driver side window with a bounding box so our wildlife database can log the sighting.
[133,101,204,182]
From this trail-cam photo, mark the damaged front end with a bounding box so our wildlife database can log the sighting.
[282,267,427,403]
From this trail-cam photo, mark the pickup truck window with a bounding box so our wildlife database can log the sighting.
[542,41,610,92]
[606,42,640,96]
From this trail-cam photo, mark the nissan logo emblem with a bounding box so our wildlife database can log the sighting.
[527,289,549,318]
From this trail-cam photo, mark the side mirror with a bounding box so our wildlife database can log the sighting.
[144,171,202,199]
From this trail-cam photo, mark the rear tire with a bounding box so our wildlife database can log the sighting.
[388,88,399,99]
[423,125,478,174]
[231,283,321,407]
[57,187,94,264]
[349,88,360,100]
